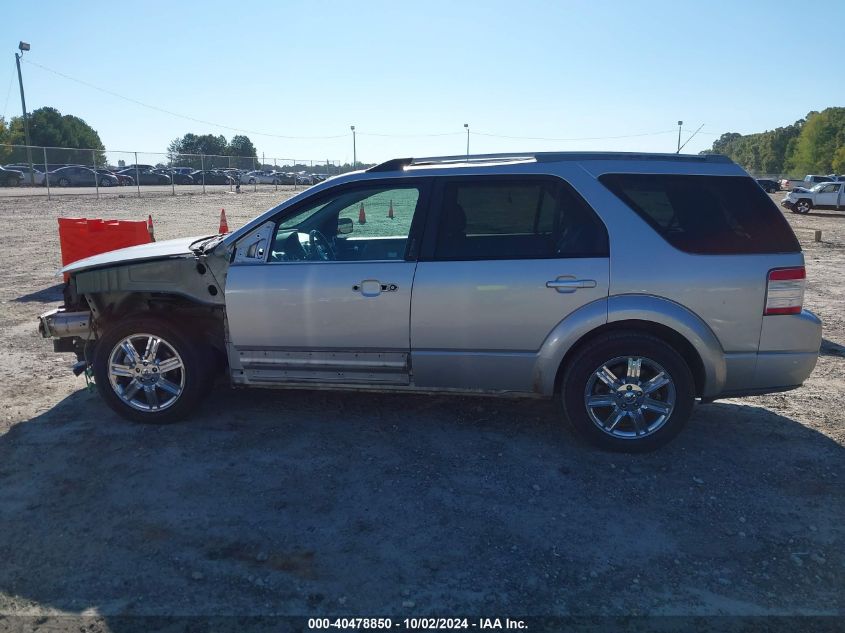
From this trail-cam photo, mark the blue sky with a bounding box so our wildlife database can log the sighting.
[3,0,844,165]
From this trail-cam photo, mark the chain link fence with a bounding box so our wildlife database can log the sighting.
[0,144,348,199]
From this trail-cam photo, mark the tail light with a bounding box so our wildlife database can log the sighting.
[764,267,805,315]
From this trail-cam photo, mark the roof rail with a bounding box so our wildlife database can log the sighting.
[367,152,732,173]
[367,158,414,172]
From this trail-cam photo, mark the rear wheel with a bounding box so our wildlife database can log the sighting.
[561,332,695,452]
[58,177,70,187]
[93,317,212,424]
[794,199,812,214]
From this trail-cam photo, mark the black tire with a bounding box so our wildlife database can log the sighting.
[794,199,812,214]
[561,332,695,452]
[92,316,212,424]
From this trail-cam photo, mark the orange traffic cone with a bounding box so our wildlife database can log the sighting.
[219,208,229,234]
[388,199,394,219]
[358,203,366,224]
[147,214,155,242]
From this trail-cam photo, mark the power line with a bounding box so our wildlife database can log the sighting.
[1,60,15,121]
[18,58,722,146]
[472,129,678,141]
[22,58,347,140]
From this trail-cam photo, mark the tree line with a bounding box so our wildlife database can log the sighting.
[702,107,845,176]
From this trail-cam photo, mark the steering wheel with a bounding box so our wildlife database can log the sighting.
[308,229,335,261]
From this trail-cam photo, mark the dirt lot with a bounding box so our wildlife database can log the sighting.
[0,189,842,624]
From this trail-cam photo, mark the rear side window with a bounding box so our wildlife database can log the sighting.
[599,174,800,254]
[433,178,609,260]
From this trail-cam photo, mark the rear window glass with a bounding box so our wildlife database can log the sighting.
[599,174,800,254]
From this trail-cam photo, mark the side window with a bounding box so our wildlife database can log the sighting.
[336,189,418,240]
[269,185,422,262]
[432,178,608,260]
[600,174,801,254]
[819,183,837,193]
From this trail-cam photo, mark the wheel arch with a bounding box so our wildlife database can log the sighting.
[536,294,726,398]
[84,290,227,371]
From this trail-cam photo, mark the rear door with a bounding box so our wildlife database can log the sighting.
[410,175,610,393]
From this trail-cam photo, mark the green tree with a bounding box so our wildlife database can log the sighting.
[786,108,845,175]
[7,107,106,164]
[167,133,229,169]
[0,117,10,163]
[832,146,845,174]
[226,135,257,158]
[702,118,805,175]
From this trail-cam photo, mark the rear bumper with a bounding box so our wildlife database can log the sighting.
[719,310,821,398]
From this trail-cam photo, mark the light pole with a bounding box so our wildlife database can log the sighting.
[350,125,356,169]
[14,41,35,185]
[464,123,469,160]
[676,120,683,154]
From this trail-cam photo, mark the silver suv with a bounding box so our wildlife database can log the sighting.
[38,152,822,451]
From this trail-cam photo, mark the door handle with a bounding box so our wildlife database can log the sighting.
[546,278,597,293]
[352,280,399,297]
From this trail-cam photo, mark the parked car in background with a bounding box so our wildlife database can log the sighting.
[755,178,780,193]
[295,174,314,185]
[50,166,119,187]
[117,169,171,186]
[189,170,234,185]
[0,166,23,186]
[153,169,194,185]
[96,169,133,186]
[5,165,46,186]
[780,174,834,191]
[39,151,822,453]
[781,181,845,213]
[240,170,282,185]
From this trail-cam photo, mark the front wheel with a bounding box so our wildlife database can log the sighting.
[794,199,812,214]
[561,332,695,452]
[92,317,212,424]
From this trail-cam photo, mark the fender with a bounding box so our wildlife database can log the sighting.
[534,294,726,397]
[534,298,608,395]
[73,258,226,307]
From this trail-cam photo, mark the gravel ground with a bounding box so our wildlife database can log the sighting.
[0,190,842,624]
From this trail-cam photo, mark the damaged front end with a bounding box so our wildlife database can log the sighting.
[38,234,231,377]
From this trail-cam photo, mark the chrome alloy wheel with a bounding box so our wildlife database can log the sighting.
[107,333,186,412]
[584,356,676,439]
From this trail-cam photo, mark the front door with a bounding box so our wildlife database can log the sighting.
[225,180,429,386]
[815,183,840,207]
[411,175,610,393]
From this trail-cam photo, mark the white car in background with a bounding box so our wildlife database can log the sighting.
[240,170,282,185]
[5,165,46,185]
[781,181,845,213]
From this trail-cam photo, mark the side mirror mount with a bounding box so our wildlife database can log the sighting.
[338,217,354,235]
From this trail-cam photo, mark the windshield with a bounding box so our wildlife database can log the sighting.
[810,184,825,192]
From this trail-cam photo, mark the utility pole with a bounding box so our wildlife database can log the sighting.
[15,41,35,186]
[350,125,356,169]
[464,123,469,160]
[676,120,683,153]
